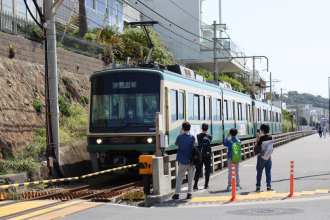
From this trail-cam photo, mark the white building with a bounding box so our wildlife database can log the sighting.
[132,0,246,74]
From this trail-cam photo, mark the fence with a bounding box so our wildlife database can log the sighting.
[153,130,316,195]
[0,11,104,58]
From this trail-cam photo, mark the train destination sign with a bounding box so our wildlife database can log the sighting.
[113,82,137,89]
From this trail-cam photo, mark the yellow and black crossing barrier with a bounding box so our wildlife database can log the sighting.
[80,164,139,178]
[0,177,79,190]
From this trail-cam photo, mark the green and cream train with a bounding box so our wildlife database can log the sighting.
[87,67,282,172]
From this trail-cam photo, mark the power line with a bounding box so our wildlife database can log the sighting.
[168,0,207,25]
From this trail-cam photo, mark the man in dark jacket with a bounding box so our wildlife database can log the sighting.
[193,123,213,190]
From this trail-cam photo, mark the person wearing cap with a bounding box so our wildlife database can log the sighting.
[193,123,213,189]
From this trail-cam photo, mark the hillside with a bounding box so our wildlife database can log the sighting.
[281,91,329,112]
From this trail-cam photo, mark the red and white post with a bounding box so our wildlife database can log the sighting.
[288,161,295,197]
[230,164,237,201]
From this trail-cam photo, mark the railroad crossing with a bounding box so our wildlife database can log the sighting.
[0,133,329,219]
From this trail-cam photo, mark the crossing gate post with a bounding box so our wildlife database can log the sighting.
[230,164,237,201]
[288,161,295,197]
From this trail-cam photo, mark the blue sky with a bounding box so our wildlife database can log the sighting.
[202,0,330,98]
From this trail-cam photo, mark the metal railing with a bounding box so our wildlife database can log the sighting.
[158,130,316,191]
[0,11,43,43]
[0,11,104,58]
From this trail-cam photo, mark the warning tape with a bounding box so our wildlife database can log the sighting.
[0,164,139,190]
[80,164,139,178]
[0,177,79,190]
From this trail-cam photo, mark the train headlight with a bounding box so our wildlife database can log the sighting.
[96,139,102,144]
[147,137,153,143]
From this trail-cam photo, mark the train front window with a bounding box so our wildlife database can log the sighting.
[90,73,160,133]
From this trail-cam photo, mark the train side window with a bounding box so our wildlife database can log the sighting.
[188,93,193,120]
[242,103,245,121]
[200,96,205,120]
[248,104,251,122]
[170,90,178,122]
[178,91,184,120]
[217,99,221,121]
[276,112,279,122]
[269,111,272,122]
[224,100,228,120]
[228,100,232,120]
[206,97,210,120]
[213,98,217,121]
[194,95,199,120]
[236,103,239,121]
[232,102,235,121]
[273,112,275,122]
[258,109,261,121]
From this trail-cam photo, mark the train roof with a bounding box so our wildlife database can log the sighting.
[91,68,251,99]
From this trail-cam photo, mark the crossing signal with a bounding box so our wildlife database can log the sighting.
[291,115,293,119]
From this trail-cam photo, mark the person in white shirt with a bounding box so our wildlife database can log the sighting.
[123,108,140,123]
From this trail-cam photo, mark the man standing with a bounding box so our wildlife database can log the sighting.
[194,123,212,190]
[254,124,274,192]
[317,124,323,138]
[172,122,195,200]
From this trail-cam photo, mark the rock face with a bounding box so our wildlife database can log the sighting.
[0,56,90,157]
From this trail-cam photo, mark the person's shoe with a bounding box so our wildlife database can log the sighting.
[267,186,274,191]
[193,185,198,190]
[227,185,232,191]
[186,194,192,199]
[256,187,261,192]
[204,185,209,189]
[172,194,179,200]
[236,185,242,190]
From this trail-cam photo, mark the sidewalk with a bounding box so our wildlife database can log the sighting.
[166,133,330,203]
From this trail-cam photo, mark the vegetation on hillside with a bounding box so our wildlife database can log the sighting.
[194,70,255,94]
[281,91,329,110]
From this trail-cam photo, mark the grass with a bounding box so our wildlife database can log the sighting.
[0,102,88,176]
[38,184,48,189]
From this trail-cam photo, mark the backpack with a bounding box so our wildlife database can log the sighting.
[198,134,212,156]
[229,139,242,163]
[190,136,202,166]
[260,137,274,161]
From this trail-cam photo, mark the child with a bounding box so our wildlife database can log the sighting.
[194,123,213,189]
[224,128,242,190]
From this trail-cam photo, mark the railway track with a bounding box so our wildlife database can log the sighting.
[0,179,144,219]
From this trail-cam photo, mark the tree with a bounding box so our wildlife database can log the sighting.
[301,117,308,126]
[195,70,214,81]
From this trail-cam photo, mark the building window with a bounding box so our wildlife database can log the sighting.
[97,0,107,15]
[188,93,193,120]
[2,0,14,14]
[86,0,93,8]
[116,2,119,26]
[17,0,27,19]
[170,90,177,122]
[178,91,184,120]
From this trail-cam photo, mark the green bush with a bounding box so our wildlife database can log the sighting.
[65,91,72,99]
[58,84,61,93]
[62,77,69,85]
[33,96,43,112]
[80,96,89,104]
[58,96,72,117]
[218,73,243,91]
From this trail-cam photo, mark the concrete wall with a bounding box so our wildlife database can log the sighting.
[0,31,109,76]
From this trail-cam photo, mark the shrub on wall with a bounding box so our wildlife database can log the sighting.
[58,96,72,117]
[33,96,43,112]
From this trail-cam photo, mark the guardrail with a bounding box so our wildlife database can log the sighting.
[154,130,316,195]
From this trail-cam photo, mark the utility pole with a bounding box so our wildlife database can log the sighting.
[45,0,60,164]
[213,21,218,81]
